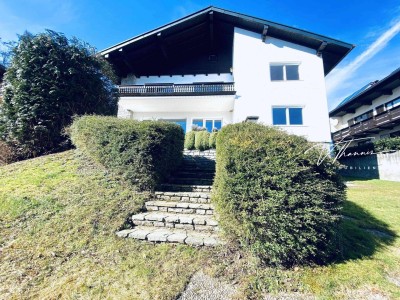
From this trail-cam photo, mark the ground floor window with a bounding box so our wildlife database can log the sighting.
[160,119,187,133]
[192,119,222,132]
[272,107,303,125]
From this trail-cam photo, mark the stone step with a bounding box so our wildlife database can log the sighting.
[159,184,213,193]
[145,200,214,214]
[116,227,222,246]
[183,149,216,157]
[181,160,215,166]
[182,160,216,169]
[183,154,216,159]
[182,159,216,165]
[178,168,216,174]
[153,191,211,203]
[169,177,214,185]
[173,171,215,179]
[131,212,218,231]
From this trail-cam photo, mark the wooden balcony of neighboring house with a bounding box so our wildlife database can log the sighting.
[118,82,236,97]
[332,105,400,142]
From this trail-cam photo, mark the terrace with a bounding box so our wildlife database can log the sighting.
[118,82,235,97]
[332,104,400,141]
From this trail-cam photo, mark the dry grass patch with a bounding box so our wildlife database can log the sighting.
[0,151,209,299]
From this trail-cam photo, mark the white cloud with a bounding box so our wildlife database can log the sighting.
[326,16,400,109]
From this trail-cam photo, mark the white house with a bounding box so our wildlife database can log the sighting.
[100,6,353,143]
[330,67,400,144]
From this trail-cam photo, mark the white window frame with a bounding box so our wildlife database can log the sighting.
[191,118,223,132]
[272,106,304,126]
[270,63,301,81]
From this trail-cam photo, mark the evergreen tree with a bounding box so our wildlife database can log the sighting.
[0,30,118,158]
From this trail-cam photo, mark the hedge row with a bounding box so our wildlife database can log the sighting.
[213,123,346,267]
[374,136,400,152]
[184,131,218,150]
[70,116,184,191]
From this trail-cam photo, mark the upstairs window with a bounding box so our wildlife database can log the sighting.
[272,107,303,125]
[270,64,300,81]
[385,97,400,110]
[354,110,373,123]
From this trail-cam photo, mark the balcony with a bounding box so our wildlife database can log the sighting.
[332,105,400,141]
[118,82,236,97]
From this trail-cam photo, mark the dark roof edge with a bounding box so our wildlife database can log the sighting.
[99,6,354,55]
[329,67,400,117]
[99,6,214,55]
[210,7,354,48]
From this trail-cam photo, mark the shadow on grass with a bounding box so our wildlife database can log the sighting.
[335,200,397,262]
[341,176,377,182]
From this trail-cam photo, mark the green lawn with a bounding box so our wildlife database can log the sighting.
[302,179,400,299]
[0,151,399,299]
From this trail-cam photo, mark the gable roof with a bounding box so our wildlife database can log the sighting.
[100,6,354,77]
[330,67,400,117]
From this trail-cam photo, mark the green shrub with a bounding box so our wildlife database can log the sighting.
[0,31,117,159]
[184,131,196,150]
[213,123,346,267]
[209,132,218,149]
[194,131,210,151]
[70,116,184,191]
[373,137,400,152]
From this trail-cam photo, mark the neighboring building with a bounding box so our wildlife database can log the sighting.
[330,68,400,144]
[100,6,353,143]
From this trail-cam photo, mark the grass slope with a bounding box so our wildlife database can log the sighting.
[0,151,207,300]
[1,151,399,299]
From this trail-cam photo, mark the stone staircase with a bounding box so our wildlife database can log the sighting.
[116,150,223,246]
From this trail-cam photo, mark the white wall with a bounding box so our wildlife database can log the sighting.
[121,73,233,85]
[117,28,332,143]
[331,85,400,132]
[232,28,331,143]
[119,110,232,133]
[117,95,234,132]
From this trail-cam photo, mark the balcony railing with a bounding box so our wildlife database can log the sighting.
[332,105,400,141]
[118,82,236,97]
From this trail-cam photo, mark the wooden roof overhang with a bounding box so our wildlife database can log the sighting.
[100,6,354,78]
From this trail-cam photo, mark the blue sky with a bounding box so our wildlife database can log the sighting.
[1,0,400,110]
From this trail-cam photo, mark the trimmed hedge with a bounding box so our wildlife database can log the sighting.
[213,123,346,267]
[70,116,184,191]
[184,131,196,150]
[184,131,218,150]
[209,132,218,149]
[194,131,210,151]
[374,136,400,152]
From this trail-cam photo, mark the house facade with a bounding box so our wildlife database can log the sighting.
[330,67,400,144]
[100,6,353,143]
